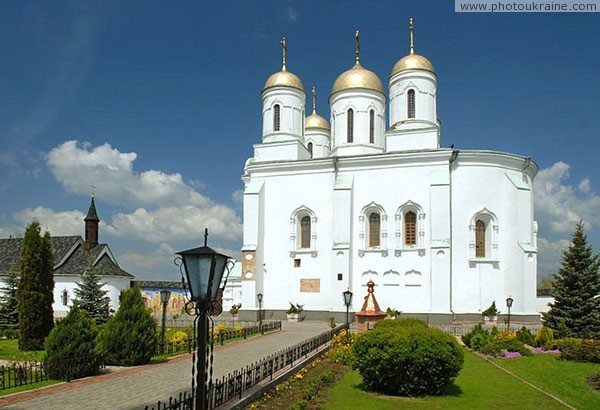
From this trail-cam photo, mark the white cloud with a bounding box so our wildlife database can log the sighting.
[534,161,600,233]
[47,141,208,208]
[43,140,243,245]
[12,207,86,236]
[537,237,569,278]
[231,189,244,203]
[287,6,298,22]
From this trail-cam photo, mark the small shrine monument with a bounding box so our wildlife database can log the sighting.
[354,280,387,333]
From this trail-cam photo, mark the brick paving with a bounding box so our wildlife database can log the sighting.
[0,321,330,410]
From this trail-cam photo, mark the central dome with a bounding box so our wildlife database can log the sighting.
[331,62,384,96]
[263,69,305,93]
[305,112,330,130]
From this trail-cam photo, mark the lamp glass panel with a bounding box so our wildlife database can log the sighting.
[210,255,229,301]
[183,254,212,301]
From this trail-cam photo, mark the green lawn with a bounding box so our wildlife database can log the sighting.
[322,350,600,409]
[491,354,600,410]
[0,339,44,362]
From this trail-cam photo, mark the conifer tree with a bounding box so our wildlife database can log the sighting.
[74,263,110,325]
[542,221,600,338]
[96,285,158,366]
[0,264,20,329]
[17,222,55,350]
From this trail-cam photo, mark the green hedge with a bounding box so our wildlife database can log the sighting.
[353,319,463,396]
[556,338,600,363]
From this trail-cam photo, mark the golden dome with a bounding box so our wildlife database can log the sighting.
[391,53,435,76]
[263,69,305,92]
[331,62,384,95]
[305,113,329,130]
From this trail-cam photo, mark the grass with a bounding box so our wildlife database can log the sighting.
[321,350,588,409]
[491,354,600,410]
[0,339,44,362]
[0,379,62,397]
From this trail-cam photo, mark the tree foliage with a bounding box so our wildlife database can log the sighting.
[75,261,110,325]
[44,302,101,380]
[0,263,20,329]
[542,222,600,339]
[17,222,55,350]
[96,285,158,366]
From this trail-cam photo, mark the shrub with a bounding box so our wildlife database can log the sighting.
[462,324,489,348]
[490,326,500,338]
[96,286,158,366]
[44,303,101,380]
[493,330,517,342]
[171,331,188,350]
[556,338,600,363]
[374,317,428,330]
[353,323,463,396]
[470,333,488,351]
[516,327,535,346]
[480,339,532,357]
[535,326,554,347]
[329,329,358,366]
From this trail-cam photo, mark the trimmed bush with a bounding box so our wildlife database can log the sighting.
[535,326,554,347]
[516,327,535,346]
[96,286,158,366]
[462,324,490,348]
[480,338,532,357]
[353,322,463,396]
[374,317,429,330]
[44,303,101,380]
[556,338,600,363]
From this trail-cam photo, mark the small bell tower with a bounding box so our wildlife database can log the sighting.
[84,195,100,250]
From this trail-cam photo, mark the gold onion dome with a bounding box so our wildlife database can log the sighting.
[305,87,330,130]
[391,18,435,76]
[331,30,383,95]
[263,37,305,93]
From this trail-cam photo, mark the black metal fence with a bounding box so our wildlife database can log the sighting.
[145,324,347,410]
[157,321,282,356]
[0,360,48,390]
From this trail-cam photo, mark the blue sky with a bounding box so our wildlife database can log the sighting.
[1,1,599,281]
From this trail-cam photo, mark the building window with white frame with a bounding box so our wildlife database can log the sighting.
[475,219,486,258]
[273,104,281,131]
[307,142,313,158]
[369,109,375,143]
[62,289,69,306]
[407,89,415,119]
[404,211,417,246]
[368,212,381,248]
[300,216,311,249]
[469,208,498,261]
[347,108,354,143]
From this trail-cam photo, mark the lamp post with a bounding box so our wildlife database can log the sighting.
[342,290,353,344]
[257,293,263,332]
[159,289,172,354]
[176,229,232,410]
[506,296,514,330]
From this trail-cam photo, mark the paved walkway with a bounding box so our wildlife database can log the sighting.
[0,321,330,410]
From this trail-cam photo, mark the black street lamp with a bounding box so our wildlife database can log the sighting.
[506,296,514,330]
[342,290,353,344]
[176,229,232,410]
[257,293,263,332]
[159,289,172,354]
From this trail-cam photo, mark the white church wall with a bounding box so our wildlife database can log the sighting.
[53,275,129,318]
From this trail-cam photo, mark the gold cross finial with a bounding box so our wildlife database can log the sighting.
[90,182,96,198]
[280,37,287,71]
[355,29,361,64]
[409,18,415,54]
[311,86,317,114]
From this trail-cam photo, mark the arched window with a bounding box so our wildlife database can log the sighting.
[404,211,417,246]
[369,109,375,143]
[368,213,381,248]
[407,89,415,119]
[475,220,486,258]
[300,216,311,248]
[273,104,281,131]
[347,108,354,143]
[62,289,69,306]
[307,142,313,157]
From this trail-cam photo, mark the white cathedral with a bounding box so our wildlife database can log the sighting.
[240,20,541,323]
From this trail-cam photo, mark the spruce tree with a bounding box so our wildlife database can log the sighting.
[74,263,110,325]
[96,285,158,366]
[17,222,55,350]
[0,264,20,329]
[542,222,600,339]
